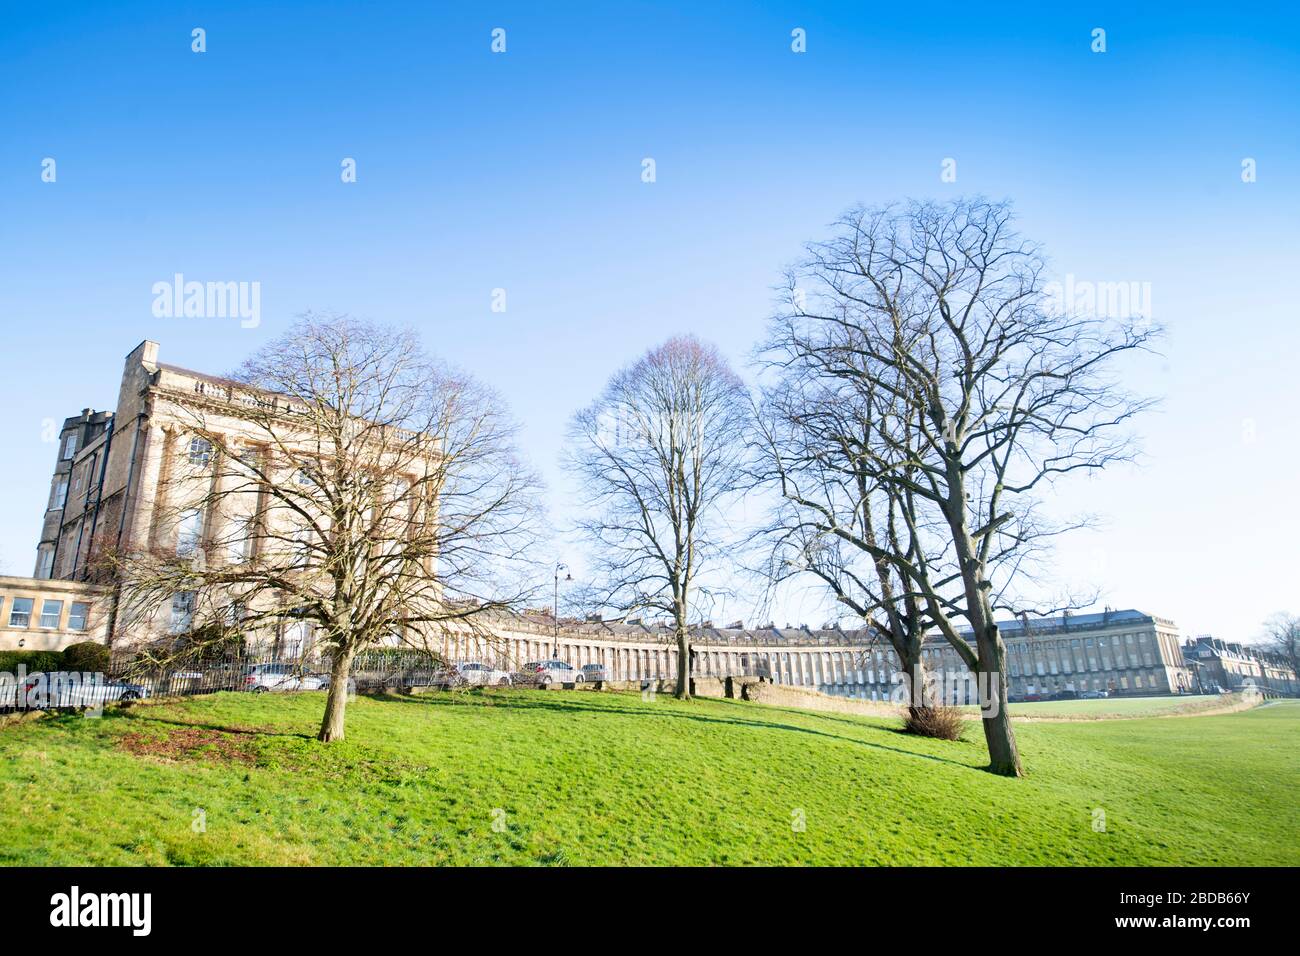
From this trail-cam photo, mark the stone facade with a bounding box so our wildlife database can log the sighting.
[0,575,110,651]
[1182,636,1298,696]
[449,607,1195,702]
[34,339,440,653]
[960,609,1192,699]
[34,409,113,581]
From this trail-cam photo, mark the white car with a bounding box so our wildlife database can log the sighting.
[242,663,327,693]
[526,659,583,688]
[454,662,513,687]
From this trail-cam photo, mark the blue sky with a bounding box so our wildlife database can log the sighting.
[1,2,1297,641]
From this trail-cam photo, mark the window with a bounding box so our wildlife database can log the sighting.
[39,599,63,628]
[68,602,90,630]
[188,437,213,467]
[37,549,55,580]
[227,517,254,564]
[177,508,204,556]
[169,592,196,634]
[52,480,68,509]
[8,597,34,628]
[236,446,262,474]
[61,434,77,460]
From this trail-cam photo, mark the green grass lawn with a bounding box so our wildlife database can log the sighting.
[1,690,1296,866]
[989,694,1225,718]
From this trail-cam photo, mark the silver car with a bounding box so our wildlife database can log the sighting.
[454,662,513,687]
[526,659,583,688]
[243,663,327,693]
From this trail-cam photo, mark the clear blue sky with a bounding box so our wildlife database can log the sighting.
[2,2,1297,642]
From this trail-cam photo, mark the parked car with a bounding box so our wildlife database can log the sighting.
[580,663,607,683]
[8,671,150,710]
[1051,690,1078,701]
[1080,689,1109,700]
[242,663,327,693]
[454,662,513,687]
[524,660,582,688]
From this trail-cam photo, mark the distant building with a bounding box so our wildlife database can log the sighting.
[1181,636,1298,696]
[943,608,1192,699]
[454,607,1196,702]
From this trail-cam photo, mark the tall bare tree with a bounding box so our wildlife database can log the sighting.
[766,199,1158,775]
[752,361,940,724]
[107,314,542,741]
[565,336,750,699]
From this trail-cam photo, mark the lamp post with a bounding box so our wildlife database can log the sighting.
[553,562,570,658]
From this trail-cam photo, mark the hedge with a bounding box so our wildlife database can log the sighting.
[0,650,66,674]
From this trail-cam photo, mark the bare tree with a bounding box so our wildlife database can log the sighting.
[751,366,940,723]
[766,199,1159,775]
[1263,612,1300,687]
[106,314,542,742]
[565,336,750,699]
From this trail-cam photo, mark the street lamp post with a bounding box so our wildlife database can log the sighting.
[553,562,570,658]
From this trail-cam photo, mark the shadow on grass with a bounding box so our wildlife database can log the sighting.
[109,707,315,740]
[380,688,981,771]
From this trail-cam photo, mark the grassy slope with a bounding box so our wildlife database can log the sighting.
[1,691,1296,866]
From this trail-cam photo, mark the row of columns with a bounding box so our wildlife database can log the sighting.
[473,633,928,693]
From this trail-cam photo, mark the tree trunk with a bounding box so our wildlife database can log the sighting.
[898,652,931,711]
[976,629,1023,776]
[318,646,355,743]
[674,626,691,700]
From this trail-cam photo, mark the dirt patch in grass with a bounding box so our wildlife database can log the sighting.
[118,727,260,766]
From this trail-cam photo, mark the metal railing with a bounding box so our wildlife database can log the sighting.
[1,646,778,713]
